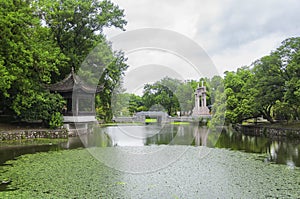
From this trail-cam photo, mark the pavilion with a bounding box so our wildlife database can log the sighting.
[47,68,102,123]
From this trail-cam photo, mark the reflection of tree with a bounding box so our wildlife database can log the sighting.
[214,129,300,167]
[215,129,270,153]
[145,125,197,145]
[145,125,177,145]
[268,141,300,167]
[78,127,113,147]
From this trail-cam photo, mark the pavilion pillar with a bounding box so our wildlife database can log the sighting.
[195,93,200,111]
[75,97,79,116]
[92,95,95,114]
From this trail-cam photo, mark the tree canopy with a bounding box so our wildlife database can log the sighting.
[0,0,127,126]
[222,37,300,124]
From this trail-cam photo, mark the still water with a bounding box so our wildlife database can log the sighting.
[1,124,299,167]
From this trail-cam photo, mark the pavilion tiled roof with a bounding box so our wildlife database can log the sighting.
[47,68,103,93]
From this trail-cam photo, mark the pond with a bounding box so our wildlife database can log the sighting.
[0,124,300,198]
[1,124,299,167]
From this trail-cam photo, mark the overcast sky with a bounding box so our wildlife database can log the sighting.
[104,0,300,93]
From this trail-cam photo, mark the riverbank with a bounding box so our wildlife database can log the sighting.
[0,123,68,140]
[235,122,300,138]
[0,129,68,140]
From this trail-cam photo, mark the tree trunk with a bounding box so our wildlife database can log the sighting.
[261,111,274,123]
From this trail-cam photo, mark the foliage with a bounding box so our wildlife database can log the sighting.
[0,0,127,126]
[96,52,129,122]
[0,0,68,125]
[111,92,132,117]
[128,95,146,115]
[209,77,226,127]
[120,77,222,118]
[224,67,258,124]
[1,0,299,126]
[223,37,300,124]
[174,83,194,114]
[142,78,181,116]
[251,54,285,123]
[12,91,65,126]
[49,112,63,129]
[38,0,127,80]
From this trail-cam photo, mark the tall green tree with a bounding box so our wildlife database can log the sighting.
[222,37,300,124]
[38,0,127,80]
[142,79,180,116]
[96,52,128,122]
[39,0,128,122]
[128,94,146,115]
[175,83,194,114]
[224,67,257,124]
[251,54,285,123]
[277,37,300,120]
[0,0,67,126]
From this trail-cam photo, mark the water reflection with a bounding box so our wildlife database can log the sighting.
[1,124,300,167]
[88,124,299,167]
[215,128,300,167]
[267,141,300,168]
[0,137,84,166]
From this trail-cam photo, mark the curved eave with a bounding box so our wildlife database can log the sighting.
[47,70,103,94]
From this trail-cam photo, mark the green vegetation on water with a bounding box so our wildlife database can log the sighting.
[0,149,125,198]
[145,119,157,123]
[0,147,299,198]
[100,122,143,127]
[170,122,190,125]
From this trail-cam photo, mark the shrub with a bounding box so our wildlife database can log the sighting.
[49,112,63,129]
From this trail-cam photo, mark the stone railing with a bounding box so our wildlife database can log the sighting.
[235,124,300,138]
[0,129,68,141]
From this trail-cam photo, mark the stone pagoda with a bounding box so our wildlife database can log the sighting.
[192,81,210,116]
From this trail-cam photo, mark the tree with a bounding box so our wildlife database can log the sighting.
[142,78,181,116]
[251,54,285,123]
[96,52,128,122]
[128,94,146,115]
[223,67,258,124]
[38,0,128,122]
[0,0,66,126]
[277,37,300,120]
[38,0,127,80]
[0,0,128,125]
[207,76,224,103]
[175,83,194,114]
[209,76,226,127]
[222,37,300,124]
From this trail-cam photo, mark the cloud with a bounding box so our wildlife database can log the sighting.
[107,0,300,77]
[196,0,300,53]
[212,33,287,74]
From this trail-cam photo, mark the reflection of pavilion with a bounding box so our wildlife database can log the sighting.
[48,68,102,127]
[192,81,210,116]
[193,126,210,146]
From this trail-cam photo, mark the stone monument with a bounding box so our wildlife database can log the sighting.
[192,81,210,116]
